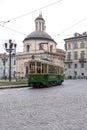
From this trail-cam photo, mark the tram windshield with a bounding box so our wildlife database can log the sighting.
[29,62,35,73]
[29,61,47,74]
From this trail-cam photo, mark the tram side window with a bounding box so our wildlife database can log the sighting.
[58,67,59,74]
[36,62,41,73]
[42,64,47,73]
[61,68,64,75]
[30,62,35,73]
[48,65,57,74]
[58,67,61,75]
[58,67,63,75]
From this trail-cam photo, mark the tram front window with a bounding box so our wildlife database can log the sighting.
[30,62,35,73]
[36,62,41,73]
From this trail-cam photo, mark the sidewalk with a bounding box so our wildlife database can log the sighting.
[0,78,28,89]
[0,84,28,89]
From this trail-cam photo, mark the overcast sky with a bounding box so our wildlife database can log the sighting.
[0,0,87,53]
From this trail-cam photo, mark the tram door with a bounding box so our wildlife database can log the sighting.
[25,66,28,78]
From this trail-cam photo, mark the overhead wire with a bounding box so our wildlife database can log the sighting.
[1,15,87,52]
[5,0,63,23]
[1,0,87,51]
[3,26,26,36]
[2,15,87,38]
[0,0,63,37]
[1,0,87,37]
[57,16,87,35]
[0,0,64,53]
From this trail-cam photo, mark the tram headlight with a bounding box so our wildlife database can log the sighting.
[31,76,34,79]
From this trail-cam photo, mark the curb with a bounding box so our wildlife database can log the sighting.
[0,84,28,89]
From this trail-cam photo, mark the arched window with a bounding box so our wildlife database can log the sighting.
[26,45,30,52]
[50,45,53,52]
[39,44,44,50]
[74,64,77,68]
[39,22,41,30]
[36,22,38,30]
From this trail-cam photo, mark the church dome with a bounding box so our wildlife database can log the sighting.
[23,30,55,42]
[23,13,56,43]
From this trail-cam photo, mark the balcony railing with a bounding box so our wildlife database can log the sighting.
[79,58,86,63]
[64,59,73,63]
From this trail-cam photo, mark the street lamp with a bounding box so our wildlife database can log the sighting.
[74,70,77,79]
[4,39,17,81]
[2,53,8,79]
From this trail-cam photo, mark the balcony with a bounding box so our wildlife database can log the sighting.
[79,58,86,63]
[64,59,73,63]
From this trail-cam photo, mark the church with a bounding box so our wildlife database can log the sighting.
[15,13,65,78]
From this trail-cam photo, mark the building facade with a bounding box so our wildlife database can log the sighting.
[64,32,87,79]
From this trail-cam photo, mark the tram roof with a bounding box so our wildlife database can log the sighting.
[27,58,61,67]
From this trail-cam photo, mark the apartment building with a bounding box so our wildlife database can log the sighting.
[64,32,87,79]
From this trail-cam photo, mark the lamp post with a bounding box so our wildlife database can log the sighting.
[74,70,77,79]
[2,53,8,79]
[4,39,17,81]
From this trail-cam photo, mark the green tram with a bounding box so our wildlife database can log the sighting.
[27,59,64,88]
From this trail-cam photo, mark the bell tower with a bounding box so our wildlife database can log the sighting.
[35,12,46,31]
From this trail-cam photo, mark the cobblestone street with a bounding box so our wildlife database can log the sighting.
[0,79,87,130]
